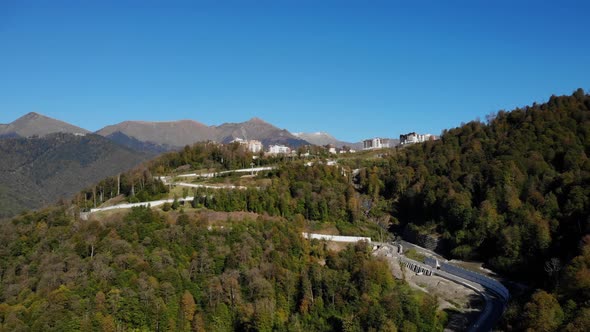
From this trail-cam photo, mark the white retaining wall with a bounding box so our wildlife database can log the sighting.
[90,196,195,213]
[302,232,371,243]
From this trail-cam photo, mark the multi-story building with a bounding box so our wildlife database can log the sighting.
[363,137,390,150]
[399,132,435,145]
[248,140,263,153]
[268,145,291,155]
[231,138,264,153]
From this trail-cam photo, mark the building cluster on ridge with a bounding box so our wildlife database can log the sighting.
[231,131,437,156]
[231,137,293,155]
[230,138,263,153]
[362,137,390,150]
[399,132,436,145]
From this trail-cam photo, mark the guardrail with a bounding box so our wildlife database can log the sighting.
[422,253,509,301]
[381,242,507,331]
[399,256,433,276]
[439,262,509,301]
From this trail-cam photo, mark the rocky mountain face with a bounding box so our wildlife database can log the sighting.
[0,112,89,138]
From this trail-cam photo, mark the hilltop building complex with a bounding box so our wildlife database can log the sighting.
[399,132,436,145]
[230,138,264,153]
[363,138,390,150]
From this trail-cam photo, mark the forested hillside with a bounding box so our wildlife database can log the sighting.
[0,133,149,218]
[74,141,387,239]
[91,89,590,330]
[383,89,589,270]
[375,89,590,330]
[0,206,444,331]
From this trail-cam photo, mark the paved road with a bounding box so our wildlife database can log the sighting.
[175,166,276,179]
[373,242,508,332]
[172,182,248,190]
[89,196,195,213]
[91,167,269,213]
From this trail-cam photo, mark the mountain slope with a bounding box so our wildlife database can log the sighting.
[0,112,89,138]
[96,120,214,149]
[214,117,309,147]
[96,117,310,150]
[101,131,176,154]
[0,133,149,218]
[370,89,590,330]
[292,131,350,147]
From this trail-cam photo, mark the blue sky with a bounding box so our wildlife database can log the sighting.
[1,0,589,142]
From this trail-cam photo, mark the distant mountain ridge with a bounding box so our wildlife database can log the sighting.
[1,112,391,151]
[0,112,89,138]
[292,131,350,147]
[214,117,308,147]
[96,117,309,151]
[96,119,214,148]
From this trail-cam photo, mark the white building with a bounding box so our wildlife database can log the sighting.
[363,138,390,150]
[399,132,435,145]
[248,140,263,153]
[231,138,264,153]
[268,145,291,155]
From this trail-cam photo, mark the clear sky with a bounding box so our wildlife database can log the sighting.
[1,0,589,142]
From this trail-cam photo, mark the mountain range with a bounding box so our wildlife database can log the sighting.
[96,117,312,152]
[1,112,395,151]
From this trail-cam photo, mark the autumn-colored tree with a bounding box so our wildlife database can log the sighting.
[522,290,564,332]
[180,290,196,331]
[101,314,116,332]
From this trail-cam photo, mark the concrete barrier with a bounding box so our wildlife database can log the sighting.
[302,233,371,243]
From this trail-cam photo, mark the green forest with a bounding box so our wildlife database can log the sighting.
[378,89,590,330]
[0,206,443,331]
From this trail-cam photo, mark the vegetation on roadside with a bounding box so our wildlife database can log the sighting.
[405,249,426,263]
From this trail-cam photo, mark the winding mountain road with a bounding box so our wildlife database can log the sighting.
[374,241,508,332]
[173,166,276,179]
[305,234,509,332]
